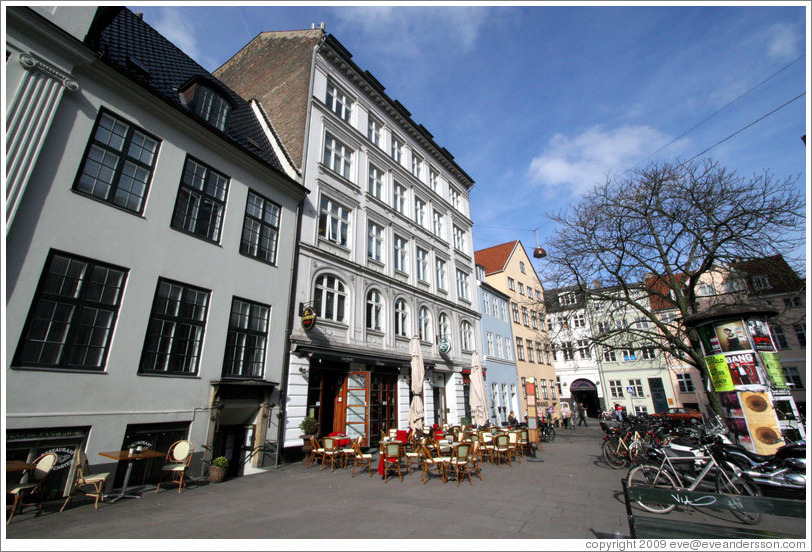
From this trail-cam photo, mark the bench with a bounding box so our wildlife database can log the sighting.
[622,479,806,539]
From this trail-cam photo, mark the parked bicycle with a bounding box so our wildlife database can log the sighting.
[626,423,761,525]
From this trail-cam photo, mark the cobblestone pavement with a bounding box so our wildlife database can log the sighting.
[3,422,807,544]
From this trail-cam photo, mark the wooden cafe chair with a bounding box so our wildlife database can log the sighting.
[7,452,58,525]
[155,440,193,493]
[448,442,474,486]
[60,449,110,511]
[418,444,448,484]
[350,439,373,478]
[381,442,404,482]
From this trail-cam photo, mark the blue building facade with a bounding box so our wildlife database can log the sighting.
[475,265,521,426]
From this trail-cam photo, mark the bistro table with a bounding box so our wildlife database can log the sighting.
[5,460,36,472]
[99,449,165,503]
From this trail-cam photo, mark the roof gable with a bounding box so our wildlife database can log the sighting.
[90,8,285,172]
[474,241,518,275]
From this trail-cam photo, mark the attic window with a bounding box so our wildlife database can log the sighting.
[753,275,771,290]
[179,80,231,131]
[127,55,150,80]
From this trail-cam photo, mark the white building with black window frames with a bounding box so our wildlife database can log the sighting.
[216,27,480,453]
[5,6,308,497]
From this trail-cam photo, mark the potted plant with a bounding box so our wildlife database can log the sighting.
[299,416,319,454]
[208,456,229,484]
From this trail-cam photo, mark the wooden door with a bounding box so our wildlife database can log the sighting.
[345,372,370,446]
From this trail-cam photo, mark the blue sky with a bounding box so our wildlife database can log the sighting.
[130,2,808,267]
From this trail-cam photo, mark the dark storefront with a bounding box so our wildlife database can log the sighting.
[301,348,405,448]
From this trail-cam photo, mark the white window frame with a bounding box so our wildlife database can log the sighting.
[367,221,384,262]
[394,298,410,337]
[368,164,384,200]
[460,321,473,351]
[418,306,431,341]
[432,209,444,238]
[314,274,347,323]
[367,116,382,147]
[456,270,471,302]
[394,235,408,273]
[323,134,352,180]
[453,225,466,253]
[416,247,429,282]
[366,289,383,331]
[319,196,350,247]
[326,81,352,122]
[414,197,427,228]
[393,182,407,215]
[435,258,448,291]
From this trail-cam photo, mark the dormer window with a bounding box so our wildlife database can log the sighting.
[179,78,233,131]
[196,86,230,130]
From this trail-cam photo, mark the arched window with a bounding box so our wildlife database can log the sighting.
[366,289,383,331]
[395,298,409,337]
[314,274,346,322]
[460,320,473,351]
[438,312,450,342]
[418,306,432,341]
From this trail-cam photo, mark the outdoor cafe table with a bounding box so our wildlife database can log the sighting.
[5,460,36,472]
[99,449,165,503]
[328,432,351,447]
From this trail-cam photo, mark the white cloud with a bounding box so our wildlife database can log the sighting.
[331,6,492,58]
[149,7,205,66]
[527,125,675,195]
[764,22,802,61]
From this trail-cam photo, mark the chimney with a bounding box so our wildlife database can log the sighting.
[135,11,143,19]
[319,22,326,30]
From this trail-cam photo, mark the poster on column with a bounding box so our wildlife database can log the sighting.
[723,351,765,386]
[714,320,749,352]
[759,351,788,388]
[704,354,735,392]
[697,325,723,356]
[739,391,785,455]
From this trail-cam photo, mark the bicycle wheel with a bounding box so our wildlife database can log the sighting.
[626,464,678,514]
[716,472,762,525]
[548,426,556,442]
[602,438,626,469]
[628,440,648,464]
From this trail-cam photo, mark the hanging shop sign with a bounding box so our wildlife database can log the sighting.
[301,307,316,331]
[438,337,451,354]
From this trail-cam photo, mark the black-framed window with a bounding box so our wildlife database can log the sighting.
[222,297,270,379]
[73,110,160,214]
[139,279,210,375]
[171,157,229,243]
[195,86,231,131]
[240,191,280,264]
[13,251,128,370]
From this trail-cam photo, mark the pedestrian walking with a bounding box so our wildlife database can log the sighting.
[577,402,588,427]
[561,402,571,429]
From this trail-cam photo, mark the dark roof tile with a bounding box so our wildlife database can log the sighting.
[91,8,284,172]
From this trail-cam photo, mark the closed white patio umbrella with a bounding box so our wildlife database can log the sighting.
[469,351,488,427]
[409,336,425,431]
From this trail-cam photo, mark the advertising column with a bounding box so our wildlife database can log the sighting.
[693,313,804,454]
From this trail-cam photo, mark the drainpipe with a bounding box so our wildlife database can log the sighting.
[275,29,327,469]
[275,197,305,469]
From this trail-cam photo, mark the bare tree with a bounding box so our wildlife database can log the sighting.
[542,158,804,385]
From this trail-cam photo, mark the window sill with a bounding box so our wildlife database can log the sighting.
[10,365,107,374]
